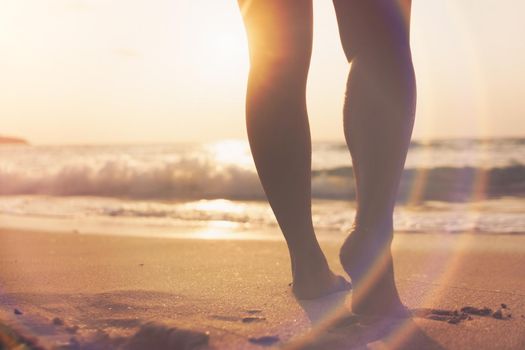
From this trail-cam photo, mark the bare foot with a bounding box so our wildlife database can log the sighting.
[339,227,408,317]
[291,249,351,300]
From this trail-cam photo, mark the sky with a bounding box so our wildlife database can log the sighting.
[1,0,524,145]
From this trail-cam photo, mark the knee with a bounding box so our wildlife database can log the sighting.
[248,48,311,89]
[246,33,310,81]
[345,31,412,67]
[339,6,412,65]
[344,32,416,108]
[243,11,311,76]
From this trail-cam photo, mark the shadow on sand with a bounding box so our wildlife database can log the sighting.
[288,291,444,350]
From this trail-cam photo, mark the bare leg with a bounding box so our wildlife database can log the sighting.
[238,0,350,299]
[333,0,416,315]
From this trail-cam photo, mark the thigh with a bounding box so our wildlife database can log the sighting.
[333,0,412,61]
[238,0,313,68]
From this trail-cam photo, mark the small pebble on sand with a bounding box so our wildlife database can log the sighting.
[493,310,503,319]
[246,309,262,314]
[430,309,456,316]
[14,308,23,315]
[460,306,492,316]
[427,315,449,322]
[249,336,280,346]
[447,318,461,324]
[242,317,266,323]
[52,317,64,326]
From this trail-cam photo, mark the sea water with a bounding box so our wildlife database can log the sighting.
[0,138,524,239]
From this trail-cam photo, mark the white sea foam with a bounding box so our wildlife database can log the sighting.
[1,139,524,236]
[1,196,524,235]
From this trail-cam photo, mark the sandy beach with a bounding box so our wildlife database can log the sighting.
[1,228,524,349]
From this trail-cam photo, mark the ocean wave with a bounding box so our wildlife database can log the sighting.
[0,157,264,199]
[314,165,525,202]
[1,155,524,201]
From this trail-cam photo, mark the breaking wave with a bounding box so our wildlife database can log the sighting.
[1,157,524,202]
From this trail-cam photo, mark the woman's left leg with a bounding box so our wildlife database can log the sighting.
[238,0,350,299]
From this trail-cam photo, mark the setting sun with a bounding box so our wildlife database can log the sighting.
[206,32,249,78]
[182,3,249,84]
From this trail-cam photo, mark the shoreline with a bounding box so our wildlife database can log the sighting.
[2,212,525,245]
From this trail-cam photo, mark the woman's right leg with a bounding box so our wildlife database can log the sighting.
[333,0,416,315]
[238,0,349,299]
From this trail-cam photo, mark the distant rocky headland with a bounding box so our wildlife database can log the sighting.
[0,135,29,145]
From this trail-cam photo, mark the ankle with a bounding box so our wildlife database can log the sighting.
[341,222,394,264]
[294,244,327,267]
[352,217,394,236]
[292,244,330,274]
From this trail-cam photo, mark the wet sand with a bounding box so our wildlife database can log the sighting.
[1,228,525,349]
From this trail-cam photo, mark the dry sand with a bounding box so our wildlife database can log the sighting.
[1,227,525,349]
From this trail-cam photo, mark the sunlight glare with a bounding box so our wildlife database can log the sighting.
[183,2,249,85]
[193,220,241,240]
[207,140,253,168]
[185,199,247,215]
